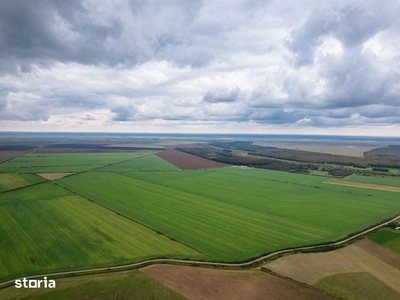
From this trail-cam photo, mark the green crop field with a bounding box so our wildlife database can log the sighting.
[0,173,44,193]
[57,168,400,262]
[315,272,400,300]
[368,228,400,254]
[3,151,400,286]
[388,168,400,174]
[0,153,149,173]
[120,167,400,231]
[97,154,180,172]
[0,182,205,282]
[345,174,400,186]
[0,270,187,300]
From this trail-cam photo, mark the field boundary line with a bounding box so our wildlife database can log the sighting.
[52,180,209,258]
[342,178,400,188]
[260,268,343,299]
[0,180,48,196]
[324,180,400,193]
[0,151,153,175]
[1,212,399,290]
[84,152,155,172]
[0,145,43,166]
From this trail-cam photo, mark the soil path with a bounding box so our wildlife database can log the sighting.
[1,212,399,290]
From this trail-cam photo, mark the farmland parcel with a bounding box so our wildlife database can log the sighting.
[266,238,400,299]
[0,182,205,282]
[1,152,400,284]
[0,173,44,192]
[0,152,150,173]
[57,166,400,261]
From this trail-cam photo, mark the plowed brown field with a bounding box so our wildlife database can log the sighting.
[267,249,363,285]
[267,240,400,293]
[356,239,400,271]
[0,151,29,163]
[141,265,336,300]
[156,148,229,170]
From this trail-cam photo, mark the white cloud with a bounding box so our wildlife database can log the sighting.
[0,0,399,135]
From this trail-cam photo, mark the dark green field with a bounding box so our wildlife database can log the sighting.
[368,228,400,254]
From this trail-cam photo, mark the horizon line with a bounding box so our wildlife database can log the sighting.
[1,131,400,139]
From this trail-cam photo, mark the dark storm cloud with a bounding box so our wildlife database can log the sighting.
[0,0,209,73]
[0,0,126,72]
[0,1,62,72]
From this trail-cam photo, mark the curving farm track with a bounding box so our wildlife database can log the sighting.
[1,213,399,290]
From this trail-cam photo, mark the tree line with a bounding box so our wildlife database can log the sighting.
[177,142,400,178]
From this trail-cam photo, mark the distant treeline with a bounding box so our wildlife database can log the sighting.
[213,141,370,167]
[364,145,400,168]
[177,142,400,178]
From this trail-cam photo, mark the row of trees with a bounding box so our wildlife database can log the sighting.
[364,146,400,168]
[178,143,400,178]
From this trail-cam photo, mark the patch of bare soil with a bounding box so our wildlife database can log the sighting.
[0,151,30,163]
[156,148,229,170]
[355,239,400,271]
[36,173,74,180]
[323,180,400,193]
[267,250,363,285]
[267,243,400,294]
[141,265,336,300]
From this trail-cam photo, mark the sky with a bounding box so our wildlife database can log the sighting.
[0,0,399,135]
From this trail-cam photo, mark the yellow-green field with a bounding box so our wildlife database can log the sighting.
[345,174,400,186]
[36,173,74,180]
[324,179,400,193]
[0,173,44,193]
[0,183,205,282]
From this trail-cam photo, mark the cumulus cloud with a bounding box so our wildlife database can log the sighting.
[287,2,395,67]
[0,92,49,121]
[0,0,399,135]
